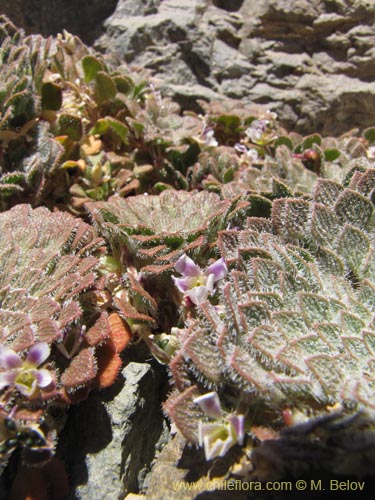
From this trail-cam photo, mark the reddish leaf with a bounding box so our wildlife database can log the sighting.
[95,340,123,388]
[61,347,97,388]
[84,311,110,346]
[108,312,133,353]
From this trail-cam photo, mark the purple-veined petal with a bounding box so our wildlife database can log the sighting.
[172,276,191,293]
[186,286,210,305]
[205,258,227,282]
[0,346,22,370]
[174,254,201,277]
[234,143,247,154]
[25,342,50,367]
[0,371,17,390]
[229,414,245,445]
[34,368,53,388]
[194,391,222,419]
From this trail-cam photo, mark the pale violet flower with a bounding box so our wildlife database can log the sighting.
[172,254,227,305]
[245,121,266,143]
[203,128,218,147]
[194,391,245,461]
[0,343,53,397]
[234,143,259,162]
[194,391,222,419]
[244,119,276,146]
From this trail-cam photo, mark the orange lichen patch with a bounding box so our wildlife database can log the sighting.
[10,458,69,500]
[95,339,123,389]
[108,312,133,353]
[250,426,279,441]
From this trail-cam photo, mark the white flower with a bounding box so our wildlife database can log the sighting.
[194,391,245,461]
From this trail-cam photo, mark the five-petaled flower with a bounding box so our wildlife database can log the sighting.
[194,391,245,461]
[0,343,53,397]
[172,254,228,305]
[244,119,277,146]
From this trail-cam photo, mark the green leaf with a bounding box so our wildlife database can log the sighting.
[154,182,173,192]
[132,81,149,100]
[91,117,129,143]
[243,116,258,126]
[1,171,25,184]
[127,119,145,138]
[337,224,370,273]
[216,115,241,130]
[58,113,83,141]
[363,127,375,145]
[295,134,322,153]
[106,117,129,144]
[95,72,117,104]
[41,82,62,111]
[247,194,272,217]
[274,136,293,150]
[272,178,293,198]
[174,169,189,190]
[303,134,322,150]
[86,186,105,200]
[89,119,108,136]
[167,148,197,176]
[324,148,341,162]
[0,183,24,196]
[113,75,134,94]
[82,55,103,83]
[223,167,234,183]
[13,76,29,94]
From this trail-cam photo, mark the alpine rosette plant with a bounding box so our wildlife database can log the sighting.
[0,204,131,470]
[2,12,375,498]
[164,167,375,478]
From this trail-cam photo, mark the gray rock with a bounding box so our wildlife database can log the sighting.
[145,433,250,500]
[91,0,375,134]
[0,0,118,43]
[3,0,375,134]
[211,39,252,79]
[57,360,170,500]
[111,0,161,16]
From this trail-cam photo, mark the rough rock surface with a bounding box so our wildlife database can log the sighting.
[2,0,375,134]
[57,358,170,500]
[0,0,117,44]
[93,0,375,135]
[144,433,247,500]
